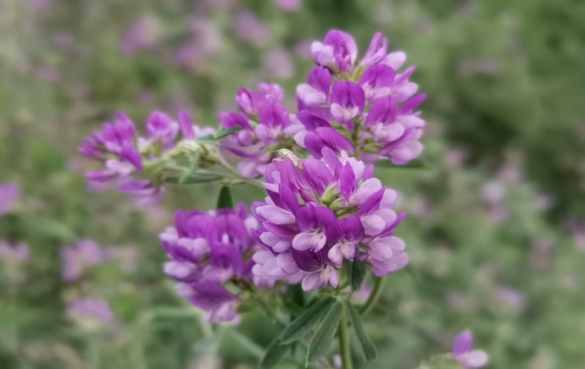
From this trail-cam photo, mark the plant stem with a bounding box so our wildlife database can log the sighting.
[359,276,385,316]
[338,309,353,369]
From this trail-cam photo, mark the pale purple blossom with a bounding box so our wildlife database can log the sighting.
[61,239,103,282]
[252,148,408,291]
[67,299,114,326]
[235,12,270,47]
[452,330,489,368]
[0,183,19,215]
[264,49,295,79]
[119,16,161,55]
[0,242,31,262]
[275,0,301,11]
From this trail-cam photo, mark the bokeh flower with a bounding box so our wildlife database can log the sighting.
[0,183,19,215]
[452,330,489,368]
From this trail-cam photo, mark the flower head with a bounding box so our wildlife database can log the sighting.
[160,203,264,324]
[296,31,426,166]
[452,330,489,368]
[252,148,408,291]
[67,299,115,330]
[79,111,213,205]
[220,83,296,178]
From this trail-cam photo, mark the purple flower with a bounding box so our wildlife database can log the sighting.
[119,16,161,55]
[252,148,408,291]
[264,49,295,79]
[60,239,103,282]
[235,12,270,47]
[296,31,426,166]
[0,183,19,215]
[220,84,294,178]
[160,203,265,324]
[275,0,301,11]
[452,330,489,368]
[79,111,211,204]
[67,299,114,328]
[0,241,31,262]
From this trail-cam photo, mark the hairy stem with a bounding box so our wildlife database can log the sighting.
[338,308,353,369]
[359,276,385,316]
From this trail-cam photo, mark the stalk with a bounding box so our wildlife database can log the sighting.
[338,309,353,369]
[359,276,385,316]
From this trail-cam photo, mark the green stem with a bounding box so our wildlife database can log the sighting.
[359,276,385,316]
[338,309,353,369]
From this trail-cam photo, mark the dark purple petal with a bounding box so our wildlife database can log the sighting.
[400,94,427,114]
[307,66,332,95]
[365,97,397,126]
[294,204,336,232]
[360,65,395,89]
[297,111,330,130]
[339,163,357,200]
[305,128,353,159]
[452,330,473,357]
[259,103,290,128]
[358,188,386,215]
[360,32,388,67]
[329,215,364,244]
[178,111,196,139]
[218,112,252,130]
[292,249,321,271]
[120,143,143,172]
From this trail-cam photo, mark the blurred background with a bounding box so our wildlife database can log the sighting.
[1,0,585,368]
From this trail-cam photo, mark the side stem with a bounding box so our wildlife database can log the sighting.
[338,309,353,369]
[359,276,385,316]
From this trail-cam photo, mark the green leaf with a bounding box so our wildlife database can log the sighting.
[306,300,343,363]
[259,336,290,369]
[345,259,368,291]
[194,134,217,143]
[280,297,336,344]
[345,302,377,361]
[216,186,234,209]
[215,126,243,140]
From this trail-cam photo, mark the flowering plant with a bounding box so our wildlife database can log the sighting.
[80,30,487,369]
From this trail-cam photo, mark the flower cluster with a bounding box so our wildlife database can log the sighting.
[292,30,426,165]
[219,83,299,178]
[67,299,115,330]
[159,203,261,324]
[0,183,19,215]
[79,111,214,205]
[252,148,408,291]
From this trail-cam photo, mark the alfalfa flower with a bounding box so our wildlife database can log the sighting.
[294,30,426,166]
[0,183,19,215]
[160,203,266,324]
[252,148,408,291]
[67,299,115,330]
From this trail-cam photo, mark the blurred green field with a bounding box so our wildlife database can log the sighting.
[1,0,585,368]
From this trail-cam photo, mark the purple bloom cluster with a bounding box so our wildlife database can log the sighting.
[452,330,489,368]
[159,203,262,324]
[219,83,299,178]
[0,241,31,262]
[293,30,426,165]
[79,111,214,205]
[252,148,408,291]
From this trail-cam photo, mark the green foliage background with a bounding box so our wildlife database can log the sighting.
[1,0,584,368]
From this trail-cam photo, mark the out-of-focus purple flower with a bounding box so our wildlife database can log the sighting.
[296,31,425,166]
[235,12,270,47]
[219,83,294,178]
[0,241,31,262]
[264,49,295,79]
[275,0,301,11]
[294,40,313,59]
[61,239,103,282]
[104,247,138,273]
[160,203,264,324]
[494,286,525,310]
[119,16,161,55]
[481,181,506,204]
[452,330,489,368]
[252,148,408,291]
[0,183,19,215]
[67,299,114,328]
